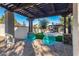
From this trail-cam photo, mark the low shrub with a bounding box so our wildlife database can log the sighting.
[35,32,44,39]
[55,36,64,42]
[35,33,63,42]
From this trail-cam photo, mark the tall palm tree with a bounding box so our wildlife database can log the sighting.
[0,15,4,24]
[39,18,49,32]
[33,24,38,33]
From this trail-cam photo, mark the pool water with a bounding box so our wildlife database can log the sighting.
[25,32,36,42]
[25,32,56,46]
[42,35,56,45]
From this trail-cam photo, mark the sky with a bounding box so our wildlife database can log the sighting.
[0,7,61,26]
[33,16,61,25]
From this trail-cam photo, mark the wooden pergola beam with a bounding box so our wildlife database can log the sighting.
[0,3,72,19]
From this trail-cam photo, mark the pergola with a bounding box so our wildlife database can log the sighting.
[0,3,72,18]
[1,3,79,56]
[0,3,72,32]
[0,3,73,44]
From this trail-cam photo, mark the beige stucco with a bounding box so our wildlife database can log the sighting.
[72,3,79,56]
[0,24,5,36]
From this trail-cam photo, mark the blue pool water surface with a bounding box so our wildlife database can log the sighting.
[42,35,56,45]
[25,32,36,42]
[25,32,56,46]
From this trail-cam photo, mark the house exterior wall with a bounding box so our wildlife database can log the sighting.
[0,24,5,36]
[15,26,28,39]
[72,3,79,56]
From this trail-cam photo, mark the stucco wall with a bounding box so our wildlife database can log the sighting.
[0,24,28,39]
[15,27,28,39]
[0,24,5,36]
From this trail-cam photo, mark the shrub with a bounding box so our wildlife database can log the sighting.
[55,36,64,42]
[35,32,44,39]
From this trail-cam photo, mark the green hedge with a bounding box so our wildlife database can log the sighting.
[35,32,44,39]
[55,36,64,42]
[35,33,63,42]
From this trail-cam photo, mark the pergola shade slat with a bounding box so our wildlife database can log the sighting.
[24,7,45,17]
[0,3,72,19]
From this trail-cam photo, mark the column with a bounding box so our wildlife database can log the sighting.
[28,18,33,32]
[67,15,72,45]
[68,15,71,34]
[73,3,79,56]
[63,15,70,44]
[64,16,66,34]
[5,11,14,37]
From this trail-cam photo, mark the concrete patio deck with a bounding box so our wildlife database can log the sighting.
[0,38,73,56]
[23,40,73,56]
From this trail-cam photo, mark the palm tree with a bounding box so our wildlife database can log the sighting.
[0,15,5,24]
[39,18,49,32]
[0,15,21,27]
[33,24,38,33]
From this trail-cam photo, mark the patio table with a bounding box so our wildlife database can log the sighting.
[0,36,5,42]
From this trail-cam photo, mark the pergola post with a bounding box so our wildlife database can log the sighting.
[64,16,66,34]
[5,11,14,37]
[63,16,68,44]
[72,3,79,56]
[63,14,72,45]
[28,18,33,32]
[63,15,72,45]
[68,15,72,34]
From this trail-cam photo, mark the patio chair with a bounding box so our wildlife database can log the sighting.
[32,39,43,56]
[15,41,25,55]
[0,34,15,55]
[0,36,8,55]
[5,33,15,47]
[0,34,25,56]
[0,36,6,49]
[32,39,54,56]
[1,41,25,56]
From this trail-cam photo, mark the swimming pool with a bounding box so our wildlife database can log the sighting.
[25,32,56,45]
[42,35,56,45]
